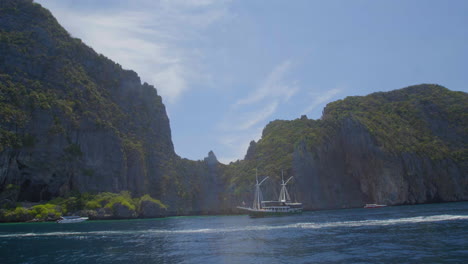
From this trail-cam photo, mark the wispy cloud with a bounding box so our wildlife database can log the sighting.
[301,87,343,115]
[237,101,279,130]
[217,60,299,163]
[217,127,263,164]
[234,60,299,107]
[36,0,230,103]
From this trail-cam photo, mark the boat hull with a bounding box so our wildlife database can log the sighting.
[57,217,88,223]
[364,204,387,208]
[237,206,302,218]
[248,210,302,218]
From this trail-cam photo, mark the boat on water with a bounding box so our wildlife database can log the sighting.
[237,171,303,218]
[364,203,387,208]
[57,216,88,223]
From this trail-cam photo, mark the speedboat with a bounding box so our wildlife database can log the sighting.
[364,204,387,208]
[57,216,88,223]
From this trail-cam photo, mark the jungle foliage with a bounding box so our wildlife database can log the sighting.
[0,191,166,222]
[224,84,467,202]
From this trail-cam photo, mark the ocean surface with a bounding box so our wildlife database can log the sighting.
[1,202,467,264]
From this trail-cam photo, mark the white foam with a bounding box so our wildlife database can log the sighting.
[1,214,466,238]
[291,214,468,229]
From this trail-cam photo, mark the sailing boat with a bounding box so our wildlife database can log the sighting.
[237,171,303,218]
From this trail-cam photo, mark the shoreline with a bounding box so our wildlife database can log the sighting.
[2,200,467,224]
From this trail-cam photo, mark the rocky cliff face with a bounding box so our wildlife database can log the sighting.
[159,151,227,215]
[293,117,467,210]
[237,84,467,210]
[1,0,466,215]
[0,0,175,202]
[0,0,227,215]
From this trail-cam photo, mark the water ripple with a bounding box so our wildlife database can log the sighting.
[1,214,466,238]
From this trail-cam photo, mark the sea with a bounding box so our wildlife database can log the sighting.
[1,202,467,264]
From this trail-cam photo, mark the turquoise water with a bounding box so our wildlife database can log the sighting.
[1,202,468,263]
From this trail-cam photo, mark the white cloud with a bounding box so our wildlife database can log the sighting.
[151,65,187,101]
[234,60,299,107]
[237,101,279,130]
[36,0,230,103]
[218,60,298,133]
[217,60,299,163]
[301,87,343,115]
[217,127,263,164]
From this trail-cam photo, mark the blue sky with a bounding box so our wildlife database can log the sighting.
[36,0,468,163]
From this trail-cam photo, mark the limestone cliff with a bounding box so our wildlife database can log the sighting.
[159,151,227,215]
[0,0,227,215]
[0,0,175,202]
[232,85,467,210]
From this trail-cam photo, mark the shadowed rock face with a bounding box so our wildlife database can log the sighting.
[0,0,227,214]
[0,0,174,201]
[280,85,467,209]
[112,203,137,219]
[293,119,370,209]
[293,117,467,210]
[229,84,467,210]
[139,200,166,218]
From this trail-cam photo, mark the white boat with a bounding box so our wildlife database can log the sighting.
[57,216,88,223]
[237,171,303,218]
[364,204,387,208]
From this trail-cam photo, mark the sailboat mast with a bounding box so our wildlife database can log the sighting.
[253,170,259,209]
[279,171,293,202]
[253,169,268,210]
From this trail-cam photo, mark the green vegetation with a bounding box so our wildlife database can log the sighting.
[0,191,166,222]
[1,207,33,222]
[0,0,174,206]
[0,0,170,157]
[224,84,467,201]
[323,84,467,159]
[0,204,61,222]
[139,194,167,209]
[30,204,62,219]
[103,191,136,212]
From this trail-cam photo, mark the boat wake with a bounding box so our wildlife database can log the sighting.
[1,214,467,238]
[290,214,468,229]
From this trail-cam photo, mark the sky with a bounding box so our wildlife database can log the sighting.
[35,0,468,164]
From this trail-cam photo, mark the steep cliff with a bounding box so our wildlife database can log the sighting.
[230,85,467,210]
[160,151,228,215]
[0,0,227,215]
[0,0,175,202]
[1,0,466,216]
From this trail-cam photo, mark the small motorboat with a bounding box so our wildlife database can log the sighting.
[364,204,387,208]
[57,216,88,223]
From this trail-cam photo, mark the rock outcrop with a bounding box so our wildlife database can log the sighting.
[235,84,467,210]
[139,200,166,218]
[112,202,137,219]
[293,117,467,209]
[0,0,174,201]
